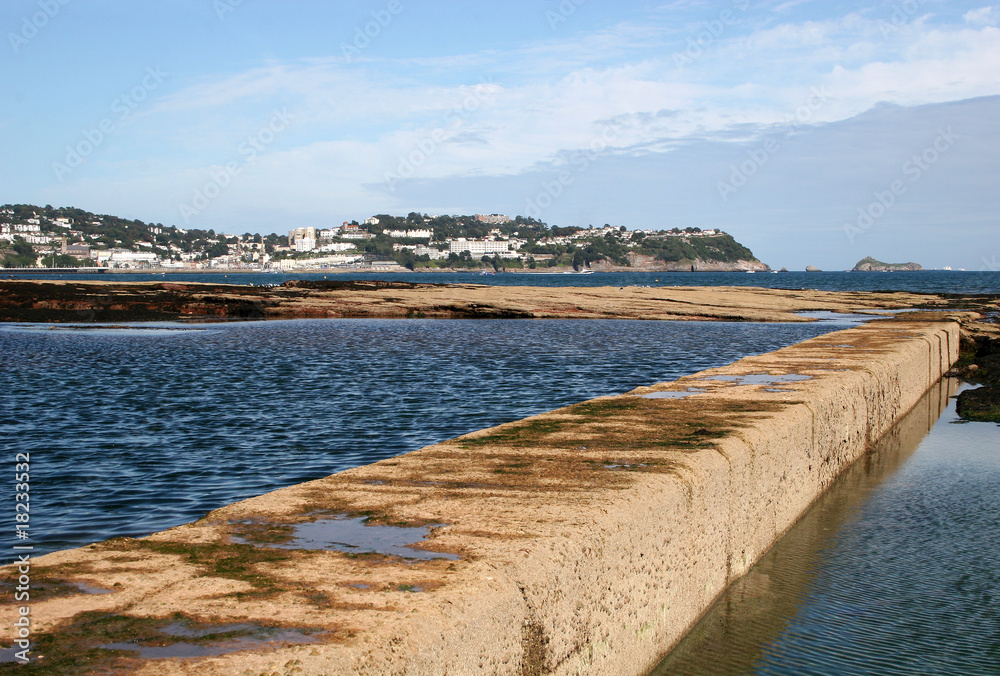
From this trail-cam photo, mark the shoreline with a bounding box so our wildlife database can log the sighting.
[1,263,768,275]
[1,279,987,324]
[2,266,977,276]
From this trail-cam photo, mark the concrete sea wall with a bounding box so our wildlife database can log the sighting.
[2,319,959,675]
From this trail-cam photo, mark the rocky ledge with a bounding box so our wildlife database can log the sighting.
[0,279,982,324]
[945,310,1000,422]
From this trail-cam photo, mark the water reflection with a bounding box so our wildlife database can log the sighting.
[651,377,999,675]
[235,516,458,560]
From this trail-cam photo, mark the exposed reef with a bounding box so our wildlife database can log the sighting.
[946,311,1000,422]
[0,279,979,324]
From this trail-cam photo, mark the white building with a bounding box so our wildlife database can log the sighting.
[386,229,433,239]
[475,214,511,224]
[277,254,362,270]
[392,244,447,260]
[288,227,317,247]
[318,242,357,253]
[97,250,159,268]
[416,245,448,260]
[294,238,317,252]
[448,239,511,256]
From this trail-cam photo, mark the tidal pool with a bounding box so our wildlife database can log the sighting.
[651,379,1000,675]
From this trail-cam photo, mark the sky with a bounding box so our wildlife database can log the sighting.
[1,0,998,270]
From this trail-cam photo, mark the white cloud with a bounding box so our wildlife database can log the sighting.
[772,0,817,13]
[964,6,998,25]
[38,4,1000,239]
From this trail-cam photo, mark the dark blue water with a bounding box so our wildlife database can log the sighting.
[0,317,851,560]
[4,270,1000,294]
[652,380,1000,675]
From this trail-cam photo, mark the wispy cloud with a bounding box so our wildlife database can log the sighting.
[30,2,1000,258]
[964,5,999,24]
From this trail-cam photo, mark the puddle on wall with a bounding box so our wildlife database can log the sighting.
[640,388,707,399]
[704,373,812,387]
[237,515,458,560]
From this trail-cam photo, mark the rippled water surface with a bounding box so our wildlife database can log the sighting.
[652,379,1000,675]
[5,270,1000,294]
[1,317,848,558]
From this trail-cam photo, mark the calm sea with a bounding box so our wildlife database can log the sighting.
[1,273,997,673]
[5,270,1000,294]
[1,317,854,558]
[652,379,1000,675]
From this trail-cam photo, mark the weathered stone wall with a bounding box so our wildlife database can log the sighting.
[1,320,959,675]
[294,320,959,675]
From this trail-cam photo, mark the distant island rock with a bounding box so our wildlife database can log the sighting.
[852,256,923,272]
[805,265,821,272]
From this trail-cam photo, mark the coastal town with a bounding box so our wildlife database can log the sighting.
[0,205,762,272]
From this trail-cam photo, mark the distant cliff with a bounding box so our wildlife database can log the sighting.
[853,256,923,272]
[589,253,769,273]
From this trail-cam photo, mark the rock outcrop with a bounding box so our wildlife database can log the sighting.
[588,253,769,272]
[852,256,923,272]
[0,280,956,324]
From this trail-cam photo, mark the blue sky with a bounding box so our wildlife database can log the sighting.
[1,0,998,269]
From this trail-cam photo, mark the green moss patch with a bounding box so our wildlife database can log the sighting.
[8,611,322,675]
[459,397,781,454]
[100,539,299,597]
[956,386,1000,423]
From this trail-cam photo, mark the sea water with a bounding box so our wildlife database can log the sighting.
[651,379,1000,675]
[1,317,851,558]
[4,270,1000,294]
